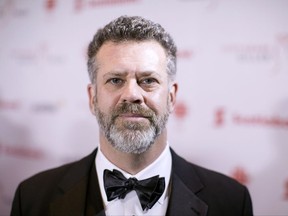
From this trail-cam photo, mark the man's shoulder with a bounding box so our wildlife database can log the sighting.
[192,162,245,190]
[19,149,97,189]
[170,149,253,215]
[171,148,246,191]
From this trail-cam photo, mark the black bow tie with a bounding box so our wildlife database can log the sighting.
[103,169,165,211]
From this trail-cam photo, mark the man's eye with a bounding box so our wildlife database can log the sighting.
[140,78,157,85]
[108,78,123,85]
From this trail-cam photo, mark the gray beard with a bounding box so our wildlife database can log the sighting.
[94,102,169,154]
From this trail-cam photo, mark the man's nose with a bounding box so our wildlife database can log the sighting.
[120,80,143,104]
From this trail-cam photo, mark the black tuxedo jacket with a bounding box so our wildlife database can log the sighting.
[11,148,253,216]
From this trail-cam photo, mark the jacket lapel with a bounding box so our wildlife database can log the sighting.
[49,149,105,216]
[85,159,106,216]
[49,176,88,216]
[166,149,208,216]
[48,148,208,216]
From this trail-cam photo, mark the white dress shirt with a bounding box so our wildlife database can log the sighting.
[95,143,172,216]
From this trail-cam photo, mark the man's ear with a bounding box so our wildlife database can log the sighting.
[168,82,178,113]
[87,84,96,115]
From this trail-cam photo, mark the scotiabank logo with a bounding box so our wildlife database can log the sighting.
[214,107,288,129]
[233,114,288,128]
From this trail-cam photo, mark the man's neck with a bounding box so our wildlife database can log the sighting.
[99,130,168,175]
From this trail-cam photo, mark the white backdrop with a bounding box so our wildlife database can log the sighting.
[1,0,288,215]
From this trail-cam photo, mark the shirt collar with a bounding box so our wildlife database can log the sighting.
[95,143,172,207]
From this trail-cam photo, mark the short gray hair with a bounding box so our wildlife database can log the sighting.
[87,15,177,83]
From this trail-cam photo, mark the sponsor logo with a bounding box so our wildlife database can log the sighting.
[231,167,249,185]
[0,99,64,113]
[173,101,188,119]
[223,34,288,73]
[31,102,62,113]
[214,107,288,129]
[0,143,45,159]
[223,44,274,63]
[45,0,57,12]
[214,107,225,127]
[233,114,288,128]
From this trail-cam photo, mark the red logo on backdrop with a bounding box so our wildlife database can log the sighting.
[45,0,56,12]
[213,106,288,129]
[233,114,288,129]
[231,167,249,185]
[0,144,45,160]
[214,108,225,127]
[174,101,188,119]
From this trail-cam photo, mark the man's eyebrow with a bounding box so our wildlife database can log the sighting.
[137,71,161,78]
[103,71,161,79]
[103,72,128,79]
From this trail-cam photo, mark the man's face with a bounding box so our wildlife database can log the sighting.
[88,41,177,154]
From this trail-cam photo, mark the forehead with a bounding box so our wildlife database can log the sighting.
[95,40,167,76]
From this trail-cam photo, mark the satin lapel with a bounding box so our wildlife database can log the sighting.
[166,149,208,216]
[166,173,208,216]
[49,149,105,216]
[85,160,105,216]
[50,177,88,216]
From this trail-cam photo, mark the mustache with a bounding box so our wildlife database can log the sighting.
[112,103,155,119]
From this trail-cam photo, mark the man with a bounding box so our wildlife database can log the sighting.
[11,16,253,216]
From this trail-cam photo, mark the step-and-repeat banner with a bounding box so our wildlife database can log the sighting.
[1,0,288,215]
